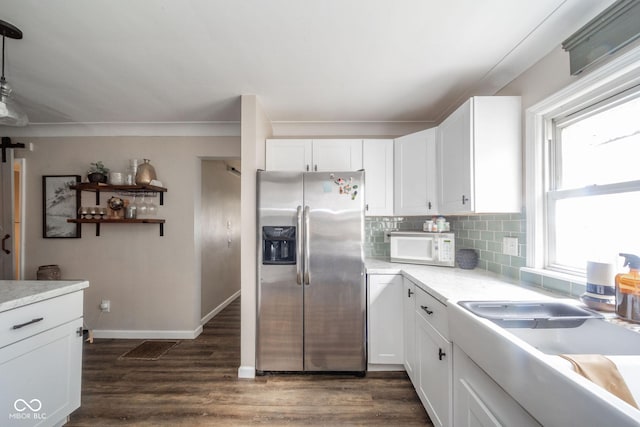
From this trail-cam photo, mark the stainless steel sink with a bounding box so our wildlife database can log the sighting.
[458,300,603,328]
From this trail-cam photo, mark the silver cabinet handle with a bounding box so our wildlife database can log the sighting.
[462,195,469,205]
[303,205,311,285]
[421,305,433,315]
[296,206,303,285]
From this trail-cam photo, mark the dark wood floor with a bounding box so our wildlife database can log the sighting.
[68,298,431,426]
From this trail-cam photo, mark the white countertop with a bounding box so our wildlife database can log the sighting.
[366,258,640,425]
[366,257,559,304]
[0,280,89,313]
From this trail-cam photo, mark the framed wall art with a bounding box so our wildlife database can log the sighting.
[42,175,81,238]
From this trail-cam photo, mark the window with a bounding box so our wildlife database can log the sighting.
[526,46,640,279]
[547,89,640,274]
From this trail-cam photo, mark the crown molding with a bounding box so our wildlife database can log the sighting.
[0,121,241,137]
[271,120,434,138]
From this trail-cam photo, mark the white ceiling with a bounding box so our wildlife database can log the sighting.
[0,0,617,134]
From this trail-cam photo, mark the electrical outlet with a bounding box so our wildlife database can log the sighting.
[100,299,111,313]
[503,237,519,256]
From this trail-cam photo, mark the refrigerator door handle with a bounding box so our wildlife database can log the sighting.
[296,205,303,285]
[303,205,311,285]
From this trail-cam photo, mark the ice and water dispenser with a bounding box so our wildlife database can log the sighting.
[262,226,296,264]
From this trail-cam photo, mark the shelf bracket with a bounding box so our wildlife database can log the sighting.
[160,223,164,236]
[160,192,164,205]
[95,192,100,205]
[95,223,101,236]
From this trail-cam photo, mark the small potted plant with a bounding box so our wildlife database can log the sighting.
[87,161,110,183]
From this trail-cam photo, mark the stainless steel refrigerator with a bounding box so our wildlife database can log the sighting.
[256,170,366,373]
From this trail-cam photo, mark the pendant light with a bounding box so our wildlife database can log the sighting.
[0,19,28,127]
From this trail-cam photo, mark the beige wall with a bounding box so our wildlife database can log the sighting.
[239,95,271,378]
[18,136,240,337]
[497,46,577,110]
[200,159,241,321]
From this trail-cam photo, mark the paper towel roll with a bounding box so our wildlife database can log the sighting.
[586,261,616,287]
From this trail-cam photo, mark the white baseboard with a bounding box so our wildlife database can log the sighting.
[238,366,256,379]
[201,290,241,325]
[91,290,241,340]
[367,363,406,372]
[92,326,203,340]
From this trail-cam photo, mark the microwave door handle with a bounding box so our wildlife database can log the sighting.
[432,239,438,261]
[296,206,303,285]
[303,206,311,285]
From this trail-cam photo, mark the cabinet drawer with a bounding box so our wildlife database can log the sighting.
[0,291,83,348]
[415,287,448,339]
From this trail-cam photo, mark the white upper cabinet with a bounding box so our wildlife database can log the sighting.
[312,139,363,171]
[438,96,521,214]
[394,128,438,216]
[363,139,394,216]
[265,139,362,172]
[265,139,312,171]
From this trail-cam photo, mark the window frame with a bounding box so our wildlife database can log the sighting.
[545,86,640,275]
[525,45,640,280]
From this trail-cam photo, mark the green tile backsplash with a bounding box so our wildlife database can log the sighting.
[365,212,527,280]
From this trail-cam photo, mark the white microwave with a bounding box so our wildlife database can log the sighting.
[389,232,455,267]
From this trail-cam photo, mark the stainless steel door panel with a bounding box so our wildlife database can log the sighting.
[256,171,304,371]
[303,171,366,371]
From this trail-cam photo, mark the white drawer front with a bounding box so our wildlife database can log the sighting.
[0,291,83,348]
[415,287,448,340]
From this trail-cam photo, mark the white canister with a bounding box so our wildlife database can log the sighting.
[109,172,124,185]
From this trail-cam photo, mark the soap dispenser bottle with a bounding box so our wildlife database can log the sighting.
[615,253,640,323]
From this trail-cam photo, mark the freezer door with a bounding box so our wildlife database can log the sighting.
[303,171,366,371]
[256,171,304,371]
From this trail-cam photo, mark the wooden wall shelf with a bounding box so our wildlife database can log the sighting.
[68,183,168,236]
[70,183,167,205]
[67,218,165,236]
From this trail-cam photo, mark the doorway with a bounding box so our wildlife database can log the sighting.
[0,154,24,280]
[200,159,241,323]
[13,159,25,279]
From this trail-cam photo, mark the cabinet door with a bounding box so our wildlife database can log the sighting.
[417,318,452,427]
[394,128,438,215]
[457,379,502,427]
[472,96,522,213]
[403,278,417,382]
[363,139,394,216]
[438,99,473,214]
[312,139,363,171]
[453,345,541,427]
[0,319,82,426]
[265,139,312,171]
[368,274,404,364]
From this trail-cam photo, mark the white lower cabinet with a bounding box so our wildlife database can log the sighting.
[453,344,540,427]
[0,291,84,427]
[396,277,539,427]
[367,274,404,365]
[403,278,416,381]
[415,291,452,427]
